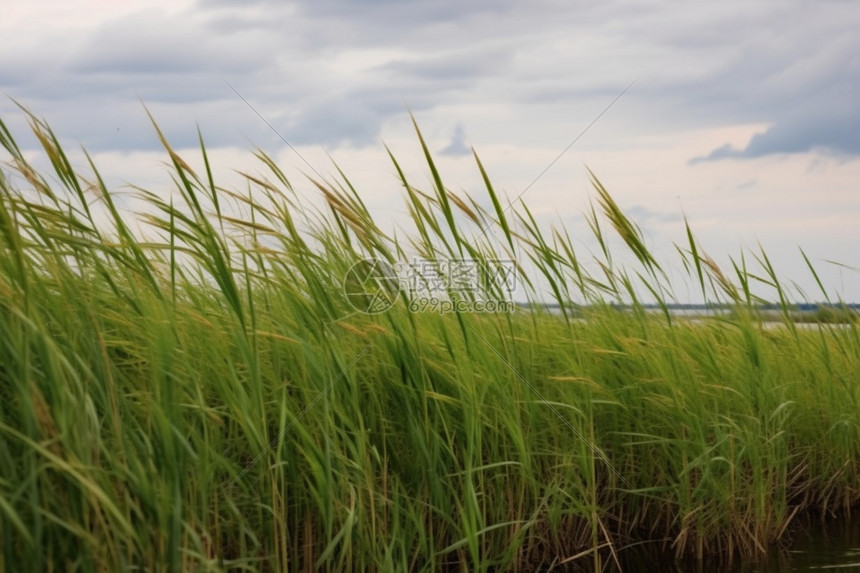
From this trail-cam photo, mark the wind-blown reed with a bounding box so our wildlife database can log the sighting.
[1,109,858,571]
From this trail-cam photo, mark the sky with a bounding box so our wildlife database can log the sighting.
[2,0,859,303]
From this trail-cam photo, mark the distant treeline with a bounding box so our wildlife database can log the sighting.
[520,302,860,311]
[520,302,860,323]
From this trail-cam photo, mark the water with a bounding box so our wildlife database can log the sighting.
[617,516,860,572]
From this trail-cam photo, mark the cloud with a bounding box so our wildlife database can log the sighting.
[627,205,682,225]
[439,124,470,156]
[3,0,860,159]
[677,3,860,163]
[691,110,860,163]
[1,0,523,151]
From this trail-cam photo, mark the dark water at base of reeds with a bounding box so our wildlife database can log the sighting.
[614,515,860,573]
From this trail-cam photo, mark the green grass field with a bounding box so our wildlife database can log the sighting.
[1,110,858,571]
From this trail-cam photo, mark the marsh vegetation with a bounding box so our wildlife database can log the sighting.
[1,110,858,571]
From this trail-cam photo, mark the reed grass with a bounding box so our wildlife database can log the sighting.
[1,108,858,571]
